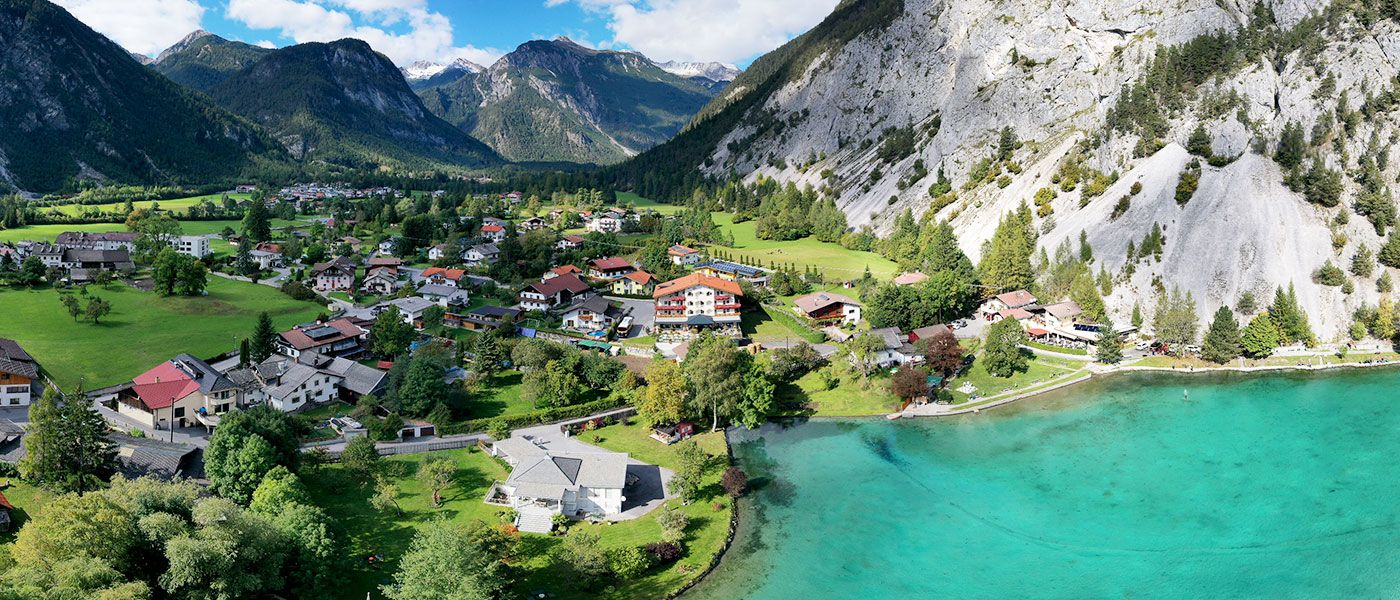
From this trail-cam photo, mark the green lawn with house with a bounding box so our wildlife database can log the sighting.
[303,421,732,600]
[708,213,899,280]
[0,278,323,391]
[780,370,902,417]
[0,218,305,245]
[0,481,53,544]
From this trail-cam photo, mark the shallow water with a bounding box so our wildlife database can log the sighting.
[689,368,1400,599]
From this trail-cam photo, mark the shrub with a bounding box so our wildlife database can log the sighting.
[1314,260,1346,287]
[645,542,683,564]
[721,467,748,498]
[608,546,654,580]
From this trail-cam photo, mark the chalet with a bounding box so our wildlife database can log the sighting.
[586,212,623,234]
[360,267,401,295]
[417,284,471,307]
[611,270,655,296]
[543,265,582,280]
[0,338,38,407]
[465,243,500,267]
[377,238,399,255]
[480,224,507,243]
[367,257,404,270]
[276,319,369,358]
[979,290,1038,320]
[1037,302,1084,329]
[451,305,521,331]
[519,274,592,312]
[652,274,744,338]
[560,296,622,335]
[667,244,702,266]
[588,257,634,280]
[110,433,199,481]
[482,217,509,228]
[114,355,243,430]
[520,217,547,231]
[867,327,916,368]
[694,260,765,283]
[427,244,452,262]
[421,267,467,287]
[232,352,386,412]
[792,292,862,325]
[249,249,285,270]
[310,258,356,292]
[556,235,585,251]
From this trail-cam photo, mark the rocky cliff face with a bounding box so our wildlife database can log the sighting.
[418,38,722,165]
[658,0,1400,340]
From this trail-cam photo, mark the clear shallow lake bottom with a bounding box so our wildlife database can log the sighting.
[690,368,1400,599]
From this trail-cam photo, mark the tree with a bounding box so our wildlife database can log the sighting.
[340,435,381,477]
[249,312,277,365]
[1275,121,1306,169]
[607,546,653,580]
[639,359,687,426]
[384,520,517,600]
[847,332,885,378]
[18,255,45,286]
[668,442,707,503]
[370,476,403,515]
[250,466,310,516]
[557,530,612,587]
[11,492,140,571]
[472,333,506,377]
[160,498,289,599]
[1096,322,1124,364]
[421,304,446,331]
[1187,124,1213,157]
[235,237,257,277]
[273,502,338,598]
[1381,232,1400,268]
[655,504,690,543]
[1269,284,1313,345]
[977,208,1036,295]
[734,362,776,429]
[1236,292,1258,316]
[397,355,449,416]
[983,318,1029,377]
[919,328,963,377]
[891,364,929,402]
[242,201,272,242]
[1153,288,1200,350]
[18,390,117,492]
[372,308,415,358]
[1201,306,1242,363]
[205,407,301,504]
[1240,314,1282,358]
[721,466,748,498]
[85,295,112,324]
[1352,245,1376,278]
[683,334,745,430]
[419,458,455,508]
[60,293,82,321]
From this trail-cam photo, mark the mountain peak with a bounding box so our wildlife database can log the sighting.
[154,29,216,63]
[654,60,741,83]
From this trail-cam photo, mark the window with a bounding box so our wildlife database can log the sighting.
[174,407,185,418]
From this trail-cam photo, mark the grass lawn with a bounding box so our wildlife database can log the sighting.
[709,213,900,280]
[0,481,54,544]
[949,353,1086,403]
[616,192,686,216]
[304,423,732,600]
[0,218,305,244]
[41,193,252,217]
[463,371,536,421]
[0,278,323,390]
[741,308,814,343]
[1026,340,1089,356]
[781,370,901,417]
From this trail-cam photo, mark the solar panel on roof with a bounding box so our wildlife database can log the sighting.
[305,326,340,340]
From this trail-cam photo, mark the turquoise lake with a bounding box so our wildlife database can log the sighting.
[690,368,1400,599]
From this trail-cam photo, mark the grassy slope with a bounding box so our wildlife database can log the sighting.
[0,218,304,244]
[710,213,898,279]
[42,193,252,217]
[0,279,322,390]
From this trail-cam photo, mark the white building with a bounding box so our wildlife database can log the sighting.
[0,338,38,407]
[487,437,629,524]
[652,273,744,338]
[585,212,623,234]
[170,235,211,258]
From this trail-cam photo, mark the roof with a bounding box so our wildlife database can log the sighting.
[525,273,591,297]
[266,363,327,400]
[417,283,458,298]
[469,305,521,320]
[110,432,198,480]
[0,338,37,380]
[130,355,234,410]
[590,257,633,271]
[792,292,860,314]
[367,257,403,267]
[470,243,499,255]
[481,224,505,232]
[653,273,744,299]
[560,235,585,243]
[1000,308,1034,320]
[503,443,631,498]
[389,296,435,314]
[909,325,952,341]
[893,272,929,286]
[995,290,1038,308]
[421,267,465,281]
[1042,301,1084,320]
[668,244,698,256]
[311,261,354,277]
[695,260,763,278]
[621,270,654,285]
[1026,328,1050,336]
[548,265,582,276]
[55,231,136,245]
[561,295,615,317]
[869,327,906,350]
[279,319,365,351]
[64,248,132,264]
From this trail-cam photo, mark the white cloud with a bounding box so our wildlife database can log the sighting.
[52,0,205,56]
[255,40,278,49]
[549,0,840,64]
[226,0,502,66]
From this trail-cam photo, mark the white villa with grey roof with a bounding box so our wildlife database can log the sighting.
[487,437,630,521]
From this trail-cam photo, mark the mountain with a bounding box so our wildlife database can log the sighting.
[401,58,484,90]
[206,39,500,172]
[628,0,1400,340]
[417,38,722,165]
[152,30,271,92]
[0,0,287,193]
[654,60,740,89]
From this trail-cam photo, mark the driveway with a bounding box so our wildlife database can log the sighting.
[605,296,654,339]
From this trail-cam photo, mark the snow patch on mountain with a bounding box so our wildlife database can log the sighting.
[655,60,741,82]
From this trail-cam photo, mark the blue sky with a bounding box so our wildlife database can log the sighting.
[54,0,841,68]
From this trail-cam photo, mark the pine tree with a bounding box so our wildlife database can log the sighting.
[242,201,272,242]
[19,390,116,493]
[1241,314,1282,358]
[977,209,1036,295]
[1096,322,1123,364]
[1382,233,1400,269]
[1269,284,1314,345]
[1202,306,1242,363]
[249,312,277,365]
[1352,245,1376,277]
[1380,271,1394,293]
[1131,302,1143,328]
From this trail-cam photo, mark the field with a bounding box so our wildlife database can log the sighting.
[0,278,323,390]
[710,213,899,280]
[39,193,252,217]
[782,370,901,417]
[305,422,732,600]
[616,192,686,216]
[0,218,305,245]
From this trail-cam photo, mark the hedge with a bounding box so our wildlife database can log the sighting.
[761,305,827,345]
[445,395,632,436]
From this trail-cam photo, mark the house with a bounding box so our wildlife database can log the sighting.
[792,292,862,325]
[586,212,623,234]
[480,224,507,243]
[111,433,199,481]
[979,290,1038,320]
[452,305,521,331]
[556,235,585,251]
[559,296,622,335]
[867,327,916,368]
[55,231,137,251]
[652,273,744,338]
[310,258,356,292]
[367,257,403,270]
[520,217,547,231]
[1037,301,1085,329]
[487,437,630,523]
[667,244,702,266]
[518,274,592,312]
[276,319,369,358]
[694,260,765,283]
[360,267,401,295]
[543,265,582,280]
[231,352,386,412]
[171,235,210,258]
[427,244,452,262]
[908,324,954,345]
[417,283,470,307]
[421,267,466,287]
[0,338,39,407]
[611,270,655,295]
[377,238,399,255]
[465,243,500,267]
[113,355,244,430]
[588,257,634,280]
[387,297,437,328]
[893,272,930,286]
[482,216,509,228]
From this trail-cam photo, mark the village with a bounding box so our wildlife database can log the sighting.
[1,182,1397,600]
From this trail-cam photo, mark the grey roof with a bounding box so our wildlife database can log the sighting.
[389,296,435,314]
[64,248,132,264]
[172,354,238,394]
[869,327,906,350]
[560,295,614,316]
[470,243,499,255]
[319,356,386,396]
[0,338,37,380]
[495,437,630,497]
[417,284,458,298]
[266,363,326,400]
[470,305,520,319]
[0,420,25,464]
[110,433,198,480]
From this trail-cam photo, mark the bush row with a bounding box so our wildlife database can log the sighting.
[447,395,632,436]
